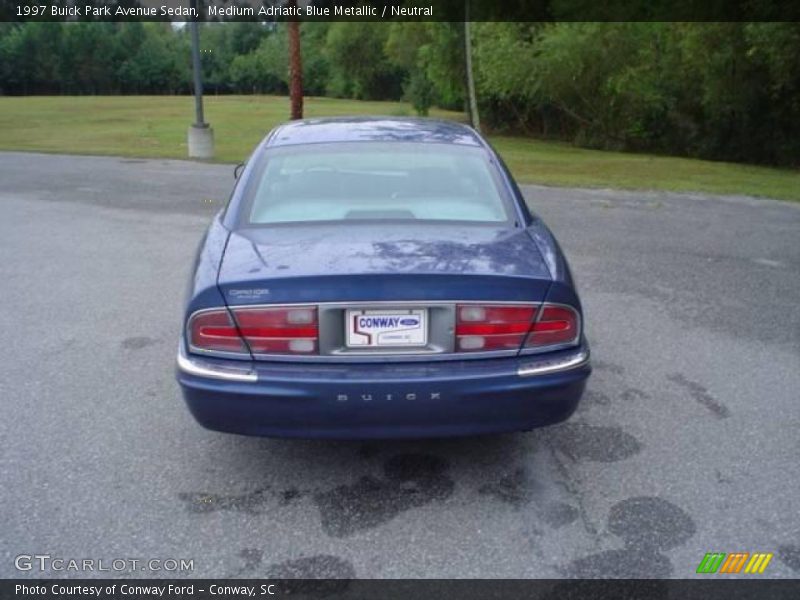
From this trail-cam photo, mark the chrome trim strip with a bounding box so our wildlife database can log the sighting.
[177,343,257,383]
[517,348,590,377]
[219,300,540,308]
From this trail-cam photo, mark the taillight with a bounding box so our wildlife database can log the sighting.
[455,304,537,352]
[524,304,580,349]
[455,303,580,353]
[188,305,319,356]
[232,306,318,355]
[187,302,578,358]
[188,309,248,355]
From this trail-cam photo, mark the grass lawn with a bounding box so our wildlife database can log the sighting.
[1,95,797,202]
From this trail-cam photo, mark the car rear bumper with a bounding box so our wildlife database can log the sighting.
[176,342,591,439]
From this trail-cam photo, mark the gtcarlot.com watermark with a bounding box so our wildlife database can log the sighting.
[14,554,194,573]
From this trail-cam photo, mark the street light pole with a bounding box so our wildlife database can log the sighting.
[464,1,480,132]
[190,13,205,127]
[187,0,214,158]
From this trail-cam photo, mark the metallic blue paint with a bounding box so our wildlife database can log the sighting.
[178,117,590,439]
[178,343,590,439]
[182,211,229,326]
[217,223,553,305]
[268,117,484,148]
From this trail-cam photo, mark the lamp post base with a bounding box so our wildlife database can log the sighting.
[188,125,214,159]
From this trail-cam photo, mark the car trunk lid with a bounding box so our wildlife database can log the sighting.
[217,223,552,305]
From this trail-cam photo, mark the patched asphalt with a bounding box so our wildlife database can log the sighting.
[0,152,798,578]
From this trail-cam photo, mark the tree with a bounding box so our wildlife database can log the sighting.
[229,30,287,94]
[385,23,465,110]
[325,22,402,100]
[385,22,433,114]
[117,23,184,94]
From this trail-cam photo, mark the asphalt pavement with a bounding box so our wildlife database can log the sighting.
[1,152,798,578]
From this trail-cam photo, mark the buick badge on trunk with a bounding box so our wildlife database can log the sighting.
[176,117,591,439]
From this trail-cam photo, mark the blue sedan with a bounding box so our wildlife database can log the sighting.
[177,117,590,439]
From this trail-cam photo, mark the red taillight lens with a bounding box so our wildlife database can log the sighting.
[188,309,248,354]
[232,306,318,355]
[188,305,319,356]
[455,304,537,352]
[524,305,579,348]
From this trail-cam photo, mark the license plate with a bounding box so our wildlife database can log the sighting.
[346,308,428,348]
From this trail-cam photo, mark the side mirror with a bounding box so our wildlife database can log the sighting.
[234,162,245,179]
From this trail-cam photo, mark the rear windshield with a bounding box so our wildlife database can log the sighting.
[243,142,511,225]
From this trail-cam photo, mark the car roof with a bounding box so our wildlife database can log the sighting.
[265,116,485,148]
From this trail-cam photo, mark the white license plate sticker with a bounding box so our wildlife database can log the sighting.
[346,309,428,348]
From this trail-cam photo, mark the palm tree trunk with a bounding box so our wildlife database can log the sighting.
[287,5,303,120]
